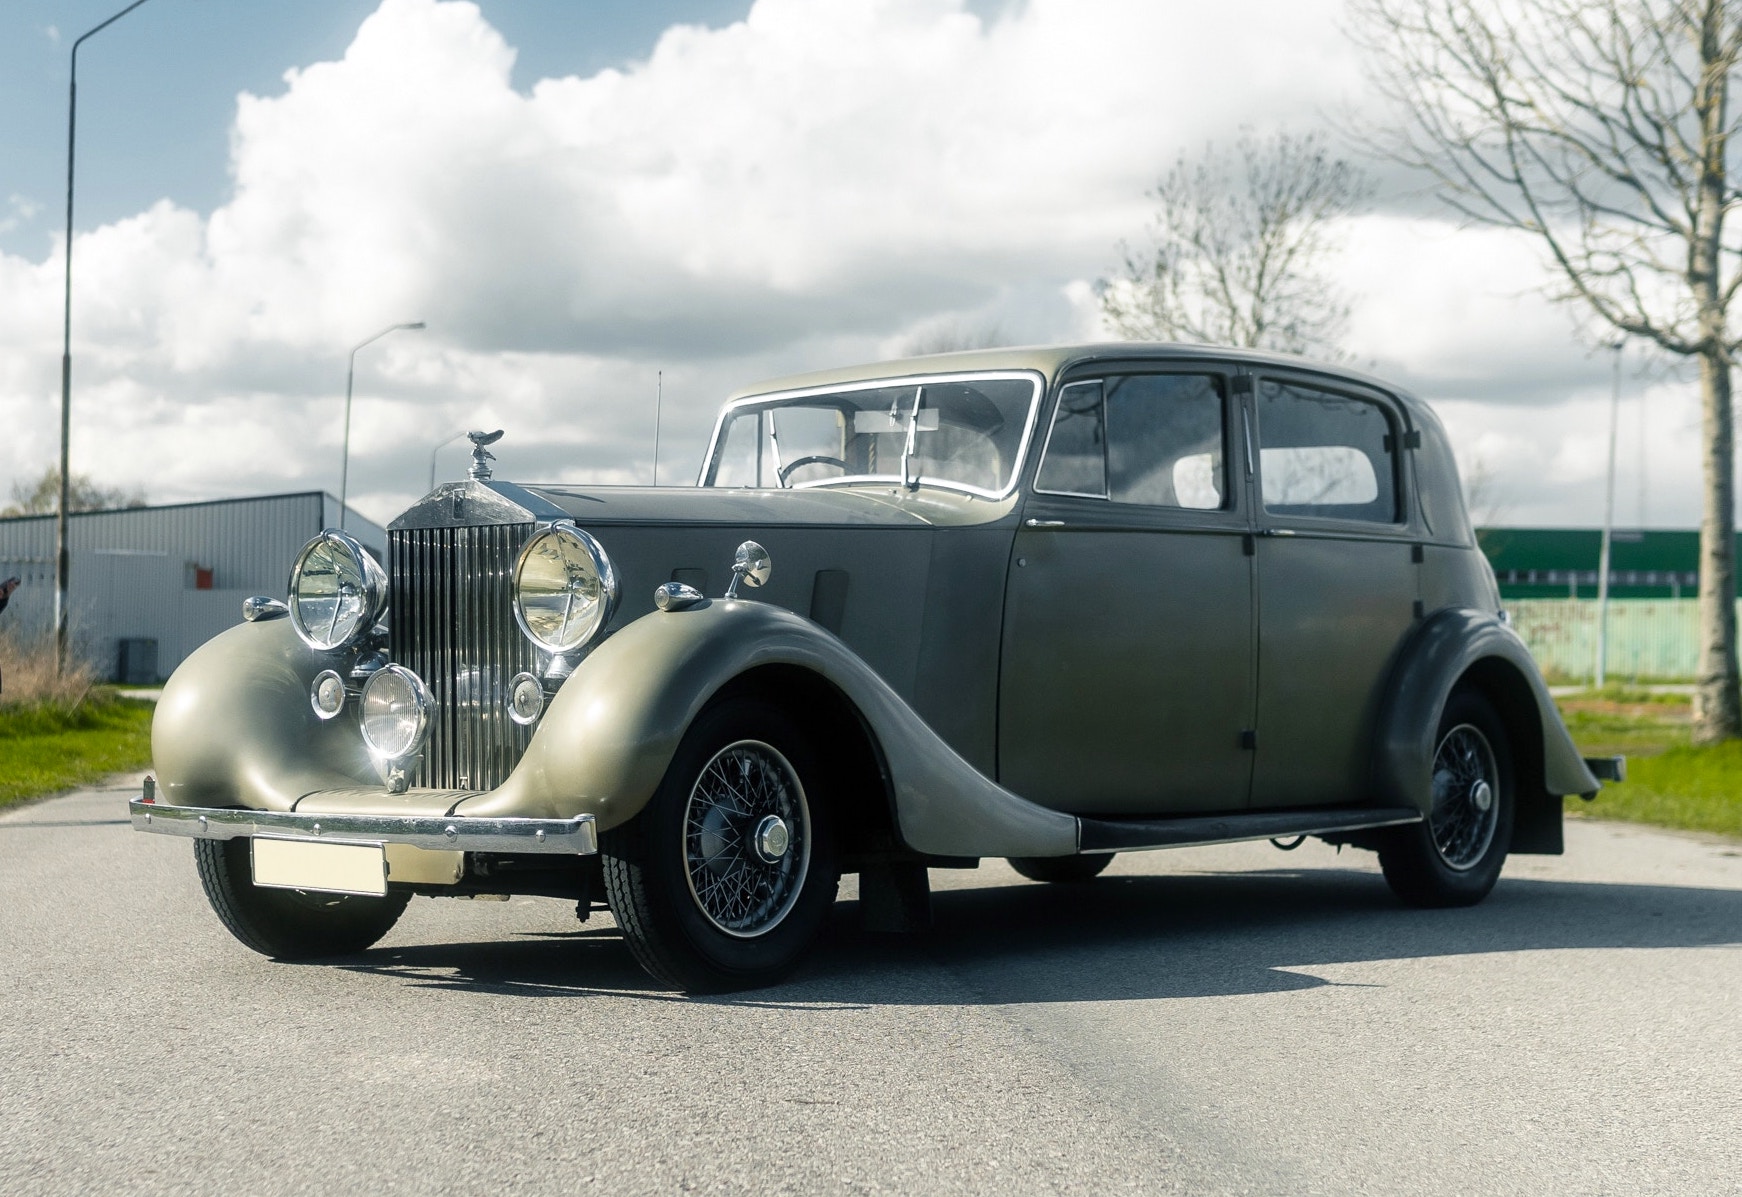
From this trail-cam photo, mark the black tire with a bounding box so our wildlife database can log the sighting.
[600,697,840,993]
[194,838,411,959]
[1379,688,1515,908]
[1007,853,1114,883]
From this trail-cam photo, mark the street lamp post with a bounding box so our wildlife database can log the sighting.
[1596,339,1623,688]
[339,322,425,529]
[428,429,467,492]
[55,0,155,675]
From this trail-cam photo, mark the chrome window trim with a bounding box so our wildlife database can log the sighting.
[1251,373,1411,529]
[698,370,1046,501]
[1031,379,1110,501]
[1032,373,1236,510]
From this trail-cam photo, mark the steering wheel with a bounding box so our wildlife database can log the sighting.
[777,455,849,487]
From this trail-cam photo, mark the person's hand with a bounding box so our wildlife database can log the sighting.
[0,577,20,600]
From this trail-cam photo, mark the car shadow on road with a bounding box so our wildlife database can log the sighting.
[328,865,1742,1006]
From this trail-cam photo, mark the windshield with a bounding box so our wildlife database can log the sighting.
[702,372,1042,498]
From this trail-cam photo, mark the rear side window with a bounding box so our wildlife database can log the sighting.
[1256,379,1398,523]
[1035,374,1228,510]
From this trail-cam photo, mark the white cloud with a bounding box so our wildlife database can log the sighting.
[0,0,1709,529]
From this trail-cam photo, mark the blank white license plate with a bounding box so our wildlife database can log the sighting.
[252,837,388,896]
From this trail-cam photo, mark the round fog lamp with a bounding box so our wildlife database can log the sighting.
[310,669,346,720]
[360,664,433,760]
[507,672,544,726]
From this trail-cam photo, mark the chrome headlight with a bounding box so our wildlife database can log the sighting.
[512,522,620,654]
[288,529,387,652]
[360,664,433,761]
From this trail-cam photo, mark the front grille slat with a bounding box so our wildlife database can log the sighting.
[389,521,537,791]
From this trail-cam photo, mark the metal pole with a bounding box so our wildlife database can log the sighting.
[1638,383,1648,528]
[338,321,424,529]
[652,370,663,486]
[428,430,466,492]
[55,0,154,676]
[1597,340,1623,688]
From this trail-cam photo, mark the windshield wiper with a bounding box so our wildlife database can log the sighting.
[899,385,923,491]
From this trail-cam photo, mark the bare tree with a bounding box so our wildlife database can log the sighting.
[1351,0,1742,741]
[900,319,1009,356]
[1460,451,1512,529]
[1101,130,1373,359]
[1,467,145,517]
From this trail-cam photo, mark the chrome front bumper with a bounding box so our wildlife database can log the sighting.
[128,795,598,855]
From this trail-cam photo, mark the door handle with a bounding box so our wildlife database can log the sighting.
[1024,518,1066,528]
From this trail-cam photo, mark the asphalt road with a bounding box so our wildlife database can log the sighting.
[3,777,1739,1196]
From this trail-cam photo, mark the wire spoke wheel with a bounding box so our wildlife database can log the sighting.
[683,739,811,937]
[1429,722,1500,871]
[601,697,839,991]
[1379,688,1514,909]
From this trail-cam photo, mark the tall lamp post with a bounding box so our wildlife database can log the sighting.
[339,322,424,529]
[428,429,466,492]
[1596,339,1624,688]
[55,0,155,675]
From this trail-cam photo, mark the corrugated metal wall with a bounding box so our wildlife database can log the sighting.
[1507,598,1724,682]
[0,493,386,682]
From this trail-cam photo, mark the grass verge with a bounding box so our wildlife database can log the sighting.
[0,694,154,812]
[1557,686,1742,839]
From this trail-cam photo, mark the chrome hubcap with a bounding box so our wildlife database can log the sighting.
[753,814,791,863]
[683,740,810,938]
[1430,723,1500,871]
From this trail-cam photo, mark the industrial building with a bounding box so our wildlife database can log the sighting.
[0,493,384,683]
[1476,527,1727,600]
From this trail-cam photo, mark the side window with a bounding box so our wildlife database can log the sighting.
[1035,374,1228,509]
[1105,374,1226,509]
[1256,379,1398,522]
[1034,381,1107,497]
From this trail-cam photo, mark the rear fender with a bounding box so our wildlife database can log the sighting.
[1373,608,1598,854]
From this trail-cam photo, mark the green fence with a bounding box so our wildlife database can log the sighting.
[1505,598,1724,682]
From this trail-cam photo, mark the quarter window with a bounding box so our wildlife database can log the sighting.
[1256,379,1398,523]
[1035,374,1227,510]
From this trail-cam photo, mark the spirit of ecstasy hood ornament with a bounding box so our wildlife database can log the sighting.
[467,429,504,481]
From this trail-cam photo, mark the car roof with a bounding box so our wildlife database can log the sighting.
[726,342,1433,418]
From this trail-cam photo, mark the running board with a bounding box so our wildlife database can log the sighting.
[1077,806,1422,853]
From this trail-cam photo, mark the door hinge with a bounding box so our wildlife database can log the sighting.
[1231,375,1255,396]
[1242,532,1255,556]
[1239,729,1258,751]
[1411,543,1424,564]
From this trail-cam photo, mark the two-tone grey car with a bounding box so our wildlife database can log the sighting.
[132,344,1618,992]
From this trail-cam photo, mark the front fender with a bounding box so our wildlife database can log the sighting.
[152,617,377,810]
[456,599,1078,859]
[1373,608,1599,822]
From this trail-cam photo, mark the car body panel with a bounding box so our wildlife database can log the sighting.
[1000,504,1256,814]
[1373,607,1601,815]
[146,343,1601,875]
[1251,534,1420,807]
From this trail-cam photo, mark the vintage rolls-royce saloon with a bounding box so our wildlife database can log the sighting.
[131,344,1618,992]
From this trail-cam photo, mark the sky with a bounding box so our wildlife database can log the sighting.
[0,0,1705,530]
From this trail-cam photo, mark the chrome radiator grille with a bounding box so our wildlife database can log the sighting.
[389,522,539,790]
